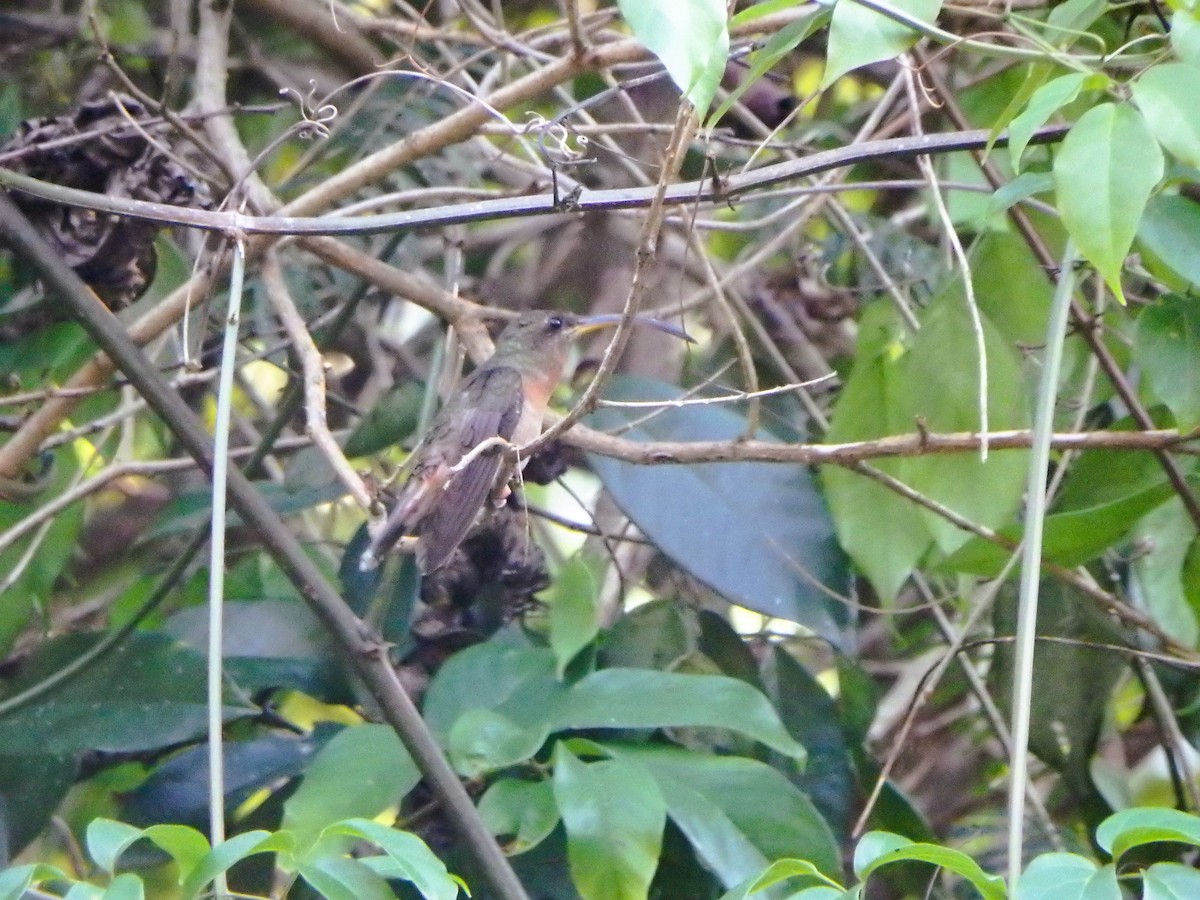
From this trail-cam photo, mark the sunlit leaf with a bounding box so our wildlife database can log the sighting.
[1132,63,1200,168]
[553,745,666,900]
[1143,862,1200,900]
[616,0,729,114]
[282,725,419,854]
[1053,102,1163,303]
[1096,807,1200,859]
[1018,853,1120,900]
[479,778,560,855]
[823,0,942,88]
[853,832,1005,899]
[448,708,549,777]
[1008,72,1087,171]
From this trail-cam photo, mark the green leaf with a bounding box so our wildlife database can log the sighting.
[707,10,829,126]
[448,708,549,777]
[0,632,256,754]
[942,446,1181,575]
[1139,195,1200,287]
[1143,862,1200,900]
[984,172,1055,221]
[853,832,1005,900]
[611,745,841,880]
[65,884,104,900]
[825,285,1029,592]
[991,581,1128,823]
[616,0,729,114]
[718,859,842,900]
[548,554,602,677]
[1135,294,1200,430]
[0,751,76,860]
[971,231,1055,346]
[1018,854,1120,900]
[0,864,69,900]
[325,819,459,900]
[1096,807,1200,858]
[479,778,561,854]
[822,303,930,602]
[300,855,396,900]
[730,0,802,27]
[650,774,771,891]
[180,831,291,900]
[893,282,1029,555]
[1044,0,1107,41]
[1008,72,1087,171]
[1172,10,1200,68]
[1053,103,1164,303]
[140,825,214,883]
[823,0,942,88]
[87,819,157,875]
[343,381,423,458]
[423,644,565,742]
[588,376,850,640]
[1132,63,1200,168]
[100,873,144,900]
[556,668,806,760]
[762,648,855,840]
[1130,499,1200,648]
[282,724,420,855]
[553,744,667,900]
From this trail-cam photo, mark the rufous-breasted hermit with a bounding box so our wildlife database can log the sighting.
[359,310,691,573]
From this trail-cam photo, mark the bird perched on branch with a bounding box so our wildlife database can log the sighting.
[359,310,691,573]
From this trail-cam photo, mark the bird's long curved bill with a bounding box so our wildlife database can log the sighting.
[571,313,695,343]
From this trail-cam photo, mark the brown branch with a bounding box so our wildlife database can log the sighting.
[560,423,1193,465]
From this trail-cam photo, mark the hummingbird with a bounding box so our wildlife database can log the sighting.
[359,310,691,573]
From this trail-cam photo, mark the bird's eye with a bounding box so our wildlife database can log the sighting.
[546,315,565,331]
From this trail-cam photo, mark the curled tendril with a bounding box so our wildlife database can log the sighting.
[279,81,338,139]
[524,112,591,167]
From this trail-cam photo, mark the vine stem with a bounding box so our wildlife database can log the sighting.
[1007,240,1077,896]
[206,232,246,896]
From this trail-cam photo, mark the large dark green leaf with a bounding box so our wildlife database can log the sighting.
[588,376,850,642]
[165,599,348,701]
[123,727,336,830]
[991,581,1128,826]
[762,649,855,841]
[0,632,257,754]
[0,751,75,860]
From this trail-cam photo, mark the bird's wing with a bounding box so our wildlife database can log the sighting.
[416,366,524,572]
